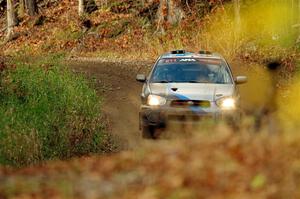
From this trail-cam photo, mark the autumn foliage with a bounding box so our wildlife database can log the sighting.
[0,0,231,59]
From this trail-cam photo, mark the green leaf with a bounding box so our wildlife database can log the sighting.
[251,174,266,189]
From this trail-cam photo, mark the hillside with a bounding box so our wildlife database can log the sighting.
[1,0,297,61]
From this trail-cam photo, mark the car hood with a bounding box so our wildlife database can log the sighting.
[149,83,235,101]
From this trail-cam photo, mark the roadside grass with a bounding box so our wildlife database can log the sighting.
[0,54,115,167]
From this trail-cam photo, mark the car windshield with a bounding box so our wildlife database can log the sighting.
[150,58,233,84]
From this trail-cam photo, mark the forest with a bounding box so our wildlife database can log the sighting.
[0,0,298,58]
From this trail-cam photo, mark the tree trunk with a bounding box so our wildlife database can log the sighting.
[233,0,241,44]
[25,0,38,16]
[6,0,18,40]
[156,0,166,33]
[233,0,241,34]
[78,0,85,16]
[156,0,184,33]
[19,0,26,17]
[298,0,300,43]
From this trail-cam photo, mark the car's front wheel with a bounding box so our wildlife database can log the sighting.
[141,125,156,139]
[226,111,243,131]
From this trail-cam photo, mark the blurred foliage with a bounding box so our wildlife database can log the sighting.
[1,132,300,198]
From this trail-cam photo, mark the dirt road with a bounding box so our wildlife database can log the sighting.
[69,59,153,149]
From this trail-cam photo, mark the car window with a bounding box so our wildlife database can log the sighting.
[151,58,233,84]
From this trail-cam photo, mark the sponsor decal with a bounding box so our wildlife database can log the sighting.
[179,58,197,62]
[161,58,221,65]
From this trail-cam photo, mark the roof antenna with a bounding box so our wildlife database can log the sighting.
[199,50,212,55]
[171,50,186,54]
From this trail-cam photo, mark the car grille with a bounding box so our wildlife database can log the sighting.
[170,100,210,108]
[167,114,213,122]
[168,115,204,121]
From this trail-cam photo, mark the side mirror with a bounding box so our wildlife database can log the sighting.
[235,76,247,84]
[136,74,146,82]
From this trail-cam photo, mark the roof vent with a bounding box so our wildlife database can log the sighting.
[199,50,212,55]
[171,50,186,54]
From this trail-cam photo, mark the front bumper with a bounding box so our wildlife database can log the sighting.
[140,105,239,128]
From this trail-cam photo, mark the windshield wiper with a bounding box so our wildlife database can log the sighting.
[188,80,210,83]
[188,80,202,83]
[154,80,172,83]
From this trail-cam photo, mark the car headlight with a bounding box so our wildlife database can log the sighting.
[216,97,236,110]
[147,95,166,106]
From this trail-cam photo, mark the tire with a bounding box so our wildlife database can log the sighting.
[228,111,242,132]
[142,125,155,139]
